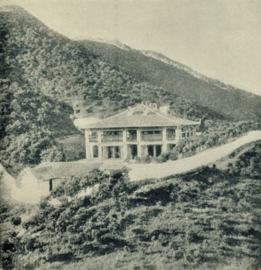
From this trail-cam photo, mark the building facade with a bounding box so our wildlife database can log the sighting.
[82,102,199,160]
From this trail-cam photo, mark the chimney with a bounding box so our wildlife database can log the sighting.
[143,106,149,115]
[159,105,169,115]
[152,103,158,110]
[127,106,133,116]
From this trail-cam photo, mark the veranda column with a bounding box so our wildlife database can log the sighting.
[111,147,116,159]
[85,129,91,159]
[97,130,102,160]
[153,145,156,157]
[175,127,181,143]
[162,127,167,152]
[122,129,127,160]
[137,129,142,157]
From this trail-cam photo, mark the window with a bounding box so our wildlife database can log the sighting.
[93,145,98,158]
[182,128,186,138]
[49,179,53,191]
[115,146,121,158]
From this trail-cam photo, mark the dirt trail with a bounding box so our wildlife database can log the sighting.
[128,131,261,181]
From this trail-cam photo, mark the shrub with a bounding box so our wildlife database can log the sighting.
[11,216,21,226]
[135,156,152,164]
[168,149,179,160]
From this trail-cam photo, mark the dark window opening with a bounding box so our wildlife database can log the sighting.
[115,146,120,158]
[49,179,53,192]
[155,145,162,157]
[130,145,137,159]
[93,145,98,158]
[108,146,113,158]
[148,145,154,156]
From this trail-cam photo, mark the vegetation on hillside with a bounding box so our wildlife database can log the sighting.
[1,5,233,170]
[80,40,261,122]
[0,81,76,168]
[0,6,225,120]
[2,142,261,270]
[1,5,261,171]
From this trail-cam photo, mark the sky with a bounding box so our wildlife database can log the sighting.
[1,0,261,96]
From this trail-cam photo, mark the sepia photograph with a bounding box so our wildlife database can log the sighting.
[0,0,261,269]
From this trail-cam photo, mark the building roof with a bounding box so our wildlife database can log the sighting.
[84,104,199,129]
[27,162,125,181]
[74,117,100,129]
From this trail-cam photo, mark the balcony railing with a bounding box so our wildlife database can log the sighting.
[127,135,137,142]
[102,135,123,142]
[167,135,176,140]
[89,135,98,142]
[141,134,162,141]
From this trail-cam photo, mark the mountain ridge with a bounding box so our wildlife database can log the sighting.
[79,39,261,121]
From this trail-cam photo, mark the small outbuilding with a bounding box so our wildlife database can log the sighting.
[17,161,125,198]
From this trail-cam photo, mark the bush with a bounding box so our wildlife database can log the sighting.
[168,149,179,160]
[135,156,152,164]
[11,216,21,226]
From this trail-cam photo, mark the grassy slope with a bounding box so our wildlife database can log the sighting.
[11,142,261,270]
[80,40,261,122]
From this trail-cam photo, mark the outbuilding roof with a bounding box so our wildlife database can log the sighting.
[84,104,198,129]
[27,162,125,181]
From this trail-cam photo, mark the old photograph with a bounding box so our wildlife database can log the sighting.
[0,0,261,269]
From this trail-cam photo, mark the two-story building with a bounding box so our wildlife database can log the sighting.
[81,102,199,160]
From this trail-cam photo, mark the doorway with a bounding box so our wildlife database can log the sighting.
[130,145,137,159]
[148,145,154,156]
[49,179,53,192]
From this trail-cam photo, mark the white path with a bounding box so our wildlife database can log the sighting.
[128,131,261,181]
[1,131,261,203]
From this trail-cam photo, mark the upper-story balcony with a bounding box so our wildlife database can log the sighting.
[141,131,162,141]
[167,129,176,140]
[127,130,137,142]
[89,134,98,142]
[102,131,123,142]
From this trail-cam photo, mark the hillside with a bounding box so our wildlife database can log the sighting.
[0,5,230,168]
[2,141,261,270]
[79,39,261,121]
[1,5,260,169]
[0,5,223,121]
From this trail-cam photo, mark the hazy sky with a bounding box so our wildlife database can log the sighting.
[1,0,261,96]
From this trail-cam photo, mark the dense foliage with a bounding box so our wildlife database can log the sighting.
[0,6,226,121]
[4,142,260,270]
[80,40,261,122]
[0,83,76,166]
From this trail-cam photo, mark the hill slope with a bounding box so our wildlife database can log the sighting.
[79,39,261,121]
[0,5,224,121]
[1,5,260,168]
[5,142,261,270]
[0,5,230,167]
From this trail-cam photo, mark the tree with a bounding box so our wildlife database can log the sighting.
[40,146,65,162]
